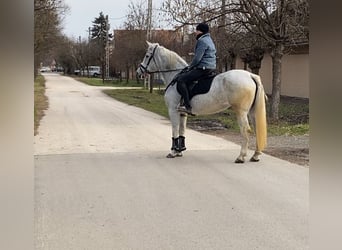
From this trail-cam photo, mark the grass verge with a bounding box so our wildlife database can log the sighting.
[34,75,48,135]
[103,88,309,136]
[74,77,143,87]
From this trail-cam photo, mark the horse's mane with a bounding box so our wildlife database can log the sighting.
[155,43,188,68]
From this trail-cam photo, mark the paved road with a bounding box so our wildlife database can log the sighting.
[35,73,309,250]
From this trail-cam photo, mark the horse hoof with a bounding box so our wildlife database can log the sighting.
[250,157,260,162]
[176,152,183,157]
[166,153,175,158]
[235,158,244,164]
[166,152,183,158]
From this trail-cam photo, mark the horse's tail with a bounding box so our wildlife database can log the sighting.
[251,74,267,151]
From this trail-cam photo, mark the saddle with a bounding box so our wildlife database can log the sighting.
[178,70,217,100]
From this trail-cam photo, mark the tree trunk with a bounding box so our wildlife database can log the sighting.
[251,67,259,74]
[248,57,262,74]
[102,60,106,83]
[126,65,129,83]
[149,73,154,93]
[229,53,236,70]
[270,42,284,121]
[246,47,264,75]
[243,61,247,70]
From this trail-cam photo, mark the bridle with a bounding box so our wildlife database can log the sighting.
[138,45,184,74]
[138,45,158,74]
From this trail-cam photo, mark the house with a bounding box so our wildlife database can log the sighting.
[236,43,309,98]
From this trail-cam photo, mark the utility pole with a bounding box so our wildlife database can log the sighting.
[86,27,91,75]
[105,15,110,80]
[146,0,154,92]
[147,0,152,41]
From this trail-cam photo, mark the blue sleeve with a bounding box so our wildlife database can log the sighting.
[189,40,206,68]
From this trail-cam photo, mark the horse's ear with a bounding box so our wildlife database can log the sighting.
[146,41,151,46]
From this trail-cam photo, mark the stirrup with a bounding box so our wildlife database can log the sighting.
[177,106,194,116]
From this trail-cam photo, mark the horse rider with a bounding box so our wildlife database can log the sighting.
[177,22,217,115]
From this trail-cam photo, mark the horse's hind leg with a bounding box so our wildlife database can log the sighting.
[235,110,251,163]
[248,110,261,162]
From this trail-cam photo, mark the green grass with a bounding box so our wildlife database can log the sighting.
[102,88,309,136]
[103,89,169,117]
[34,75,48,135]
[74,77,143,87]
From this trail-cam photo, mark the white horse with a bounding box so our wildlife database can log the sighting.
[137,42,267,163]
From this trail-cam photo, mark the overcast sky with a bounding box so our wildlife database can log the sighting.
[62,0,164,39]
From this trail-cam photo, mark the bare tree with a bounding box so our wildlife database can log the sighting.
[111,1,150,84]
[161,0,309,121]
[52,36,75,74]
[236,32,266,74]
[34,0,69,77]
[112,30,147,82]
[124,0,150,30]
[161,0,237,72]
[161,0,222,25]
[232,0,309,120]
[120,0,186,91]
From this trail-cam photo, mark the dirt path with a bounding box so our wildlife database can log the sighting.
[187,125,309,167]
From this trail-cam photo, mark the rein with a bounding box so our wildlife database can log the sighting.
[146,68,183,74]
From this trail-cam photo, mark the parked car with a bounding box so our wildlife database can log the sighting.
[74,66,101,77]
[40,66,51,72]
[53,66,64,72]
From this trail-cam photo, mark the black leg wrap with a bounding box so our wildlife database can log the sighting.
[171,137,180,152]
[178,136,186,151]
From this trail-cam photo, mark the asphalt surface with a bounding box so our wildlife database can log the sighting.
[34,73,309,250]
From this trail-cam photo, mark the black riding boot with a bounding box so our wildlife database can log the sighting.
[177,81,191,109]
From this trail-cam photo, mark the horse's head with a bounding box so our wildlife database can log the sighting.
[136,41,160,77]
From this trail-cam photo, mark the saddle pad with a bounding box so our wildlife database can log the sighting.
[189,74,216,99]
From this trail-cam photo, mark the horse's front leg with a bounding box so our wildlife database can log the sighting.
[178,113,188,151]
[166,108,183,158]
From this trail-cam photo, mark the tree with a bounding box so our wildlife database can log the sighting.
[161,0,239,72]
[232,0,309,120]
[124,0,154,30]
[112,30,147,83]
[34,0,69,77]
[53,36,75,74]
[237,33,267,74]
[122,0,164,92]
[91,12,113,82]
[161,0,309,121]
[161,0,220,25]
